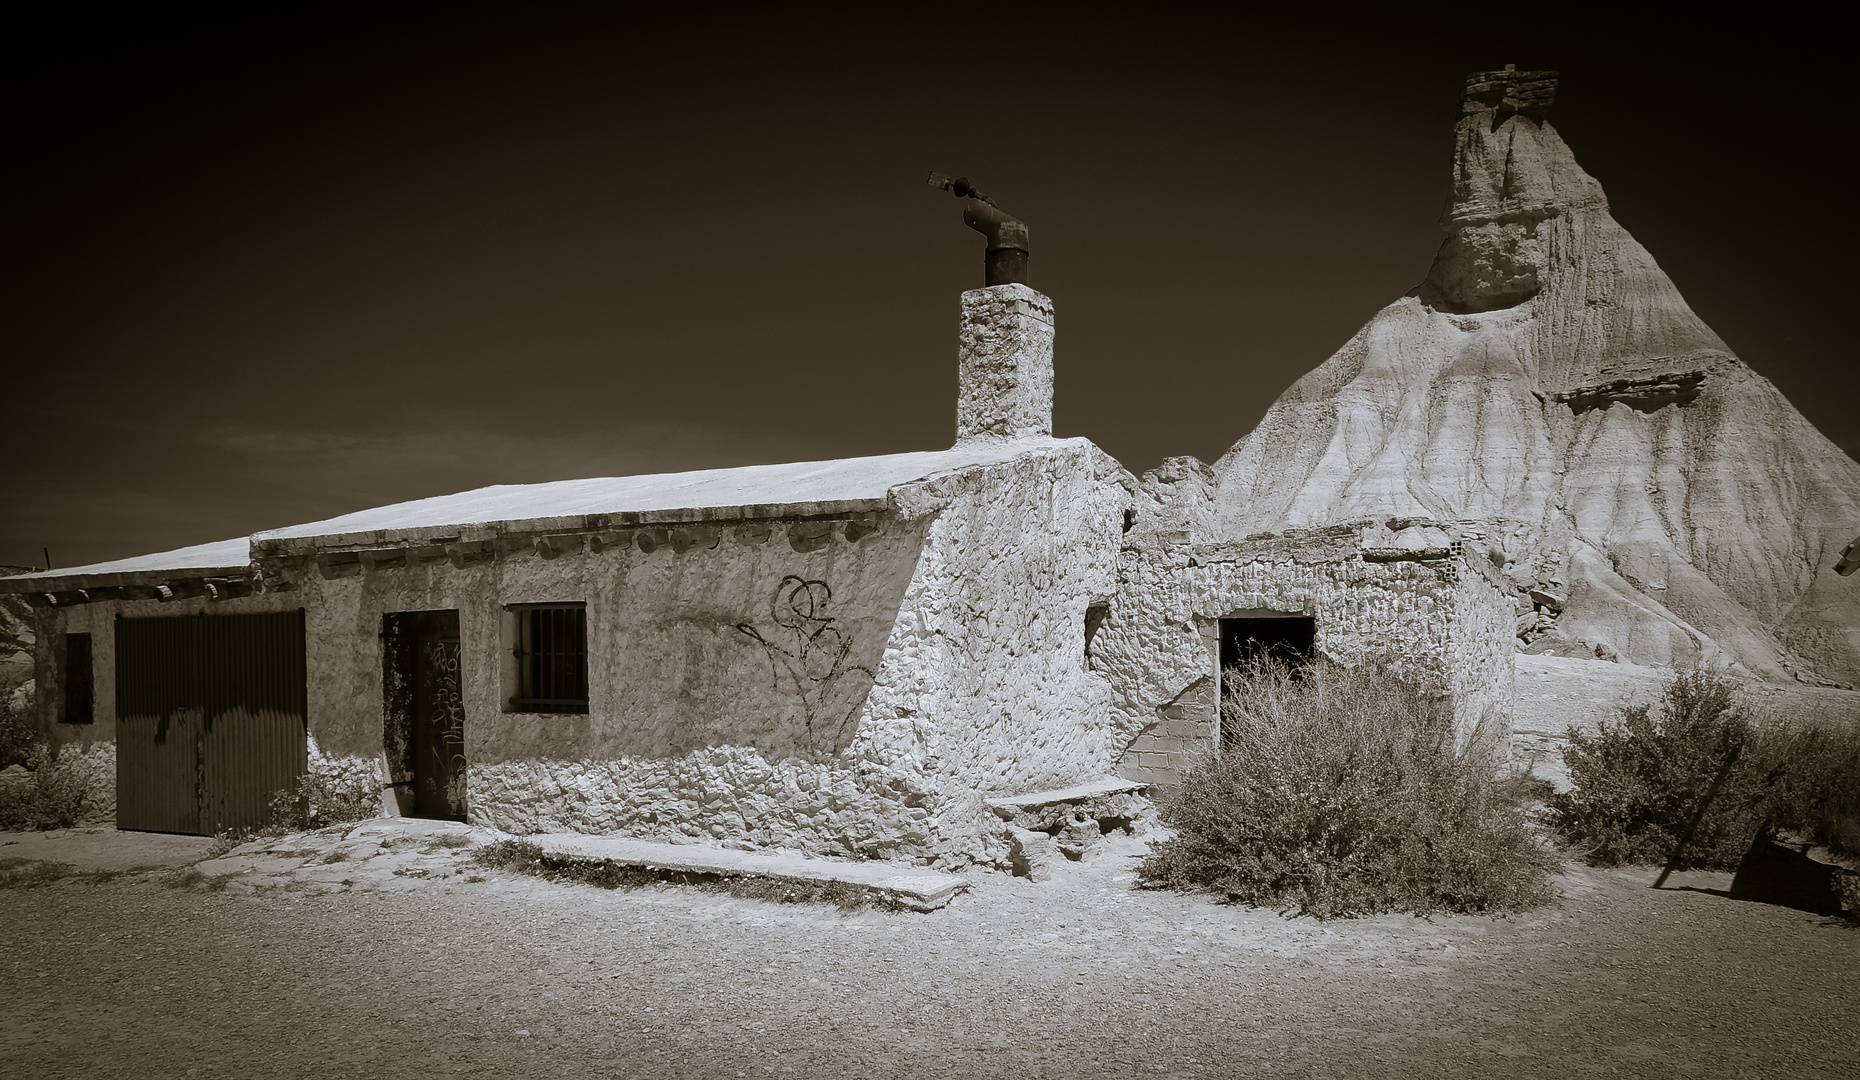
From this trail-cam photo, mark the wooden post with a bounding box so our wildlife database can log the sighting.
[1653,739,1745,889]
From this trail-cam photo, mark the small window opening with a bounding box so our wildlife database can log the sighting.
[1083,603,1111,665]
[62,633,94,724]
[508,603,589,713]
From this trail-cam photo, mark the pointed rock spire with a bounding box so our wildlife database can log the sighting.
[1200,70,1860,686]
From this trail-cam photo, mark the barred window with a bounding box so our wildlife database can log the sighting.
[62,632,93,725]
[508,603,588,714]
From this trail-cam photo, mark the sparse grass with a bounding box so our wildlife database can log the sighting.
[1139,659,1559,919]
[424,833,473,851]
[321,849,349,864]
[204,827,261,859]
[471,839,903,912]
[0,857,126,888]
[1552,668,1860,868]
[0,856,76,887]
[166,867,232,892]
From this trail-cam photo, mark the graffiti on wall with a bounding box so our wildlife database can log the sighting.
[735,576,874,755]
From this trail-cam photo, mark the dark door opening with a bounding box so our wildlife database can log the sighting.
[1219,616,1317,745]
[383,610,466,821]
[1219,616,1317,676]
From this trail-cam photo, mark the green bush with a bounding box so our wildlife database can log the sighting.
[1549,667,1860,868]
[1139,660,1557,919]
[0,744,89,831]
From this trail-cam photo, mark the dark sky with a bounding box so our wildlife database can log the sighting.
[5,8,1852,570]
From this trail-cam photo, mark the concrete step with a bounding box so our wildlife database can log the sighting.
[529,834,969,912]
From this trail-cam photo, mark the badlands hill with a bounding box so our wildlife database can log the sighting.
[1208,68,1860,687]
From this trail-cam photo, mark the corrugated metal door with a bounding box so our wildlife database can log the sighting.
[116,610,308,834]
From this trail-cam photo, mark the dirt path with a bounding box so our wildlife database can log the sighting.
[4,832,1855,1079]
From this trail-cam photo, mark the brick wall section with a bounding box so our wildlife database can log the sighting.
[1115,671,1215,787]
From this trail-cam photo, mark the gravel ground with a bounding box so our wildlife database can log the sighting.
[3,832,1856,1079]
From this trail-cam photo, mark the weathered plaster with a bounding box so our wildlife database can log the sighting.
[1093,455,1518,784]
[957,285,1054,443]
[468,439,1132,869]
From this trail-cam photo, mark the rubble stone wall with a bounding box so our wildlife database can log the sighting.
[469,439,1132,869]
[1451,543,1521,741]
[1098,513,1519,784]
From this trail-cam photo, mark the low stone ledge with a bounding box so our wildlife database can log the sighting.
[529,834,969,912]
[985,777,1154,838]
[986,776,1146,813]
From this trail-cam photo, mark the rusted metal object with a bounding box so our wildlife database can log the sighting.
[1836,536,1860,576]
[927,171,1029,286]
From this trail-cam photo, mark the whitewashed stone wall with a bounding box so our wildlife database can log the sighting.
[468,438,1131,869]
[957,285,1054,442]
[1094,456,1518,784]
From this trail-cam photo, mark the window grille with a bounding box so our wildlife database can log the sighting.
[63,632,93,725]
[509,603,588,713]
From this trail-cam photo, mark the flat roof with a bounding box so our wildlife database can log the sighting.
[3,438,1073,589]
[0,538,253,593]
[254,442,1053,549]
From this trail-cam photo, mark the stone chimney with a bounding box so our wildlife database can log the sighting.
[956,283,1053,443]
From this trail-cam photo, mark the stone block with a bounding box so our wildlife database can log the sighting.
[957,285,1054,443]
[1008,827,1058,881]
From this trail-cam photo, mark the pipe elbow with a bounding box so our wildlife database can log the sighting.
[962,200,1029,253]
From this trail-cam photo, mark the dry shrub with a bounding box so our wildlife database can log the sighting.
[0,686,35,770]
[264,749,380,832]
[1552,668,1860,867]
[1140,659,1557,919]
[0,744,90,831]
[1753,723,1860,859]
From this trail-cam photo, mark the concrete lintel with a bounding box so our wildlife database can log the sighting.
[985,776,1149,813]
[256,499,896,557]
[529,834,969,912]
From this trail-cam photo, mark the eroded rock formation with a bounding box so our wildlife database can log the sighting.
[1206,67,1860,686]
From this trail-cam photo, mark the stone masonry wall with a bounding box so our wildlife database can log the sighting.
[1099,498,1519,783]
[466,438,1130,870]
[1450,542,1520,742]
[957,285,1054,443]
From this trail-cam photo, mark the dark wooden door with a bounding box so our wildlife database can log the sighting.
[414,619,467,820]
[383,609,466,821]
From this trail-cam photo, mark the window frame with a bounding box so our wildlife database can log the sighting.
[61,631,94,725]
[503,602,589,714]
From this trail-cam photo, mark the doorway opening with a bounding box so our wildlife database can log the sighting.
[1219,615,1316,676]
[382,609,466,821]
[1218,615,1316,746]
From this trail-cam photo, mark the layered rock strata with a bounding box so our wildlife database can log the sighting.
[1206,67,1860,686]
